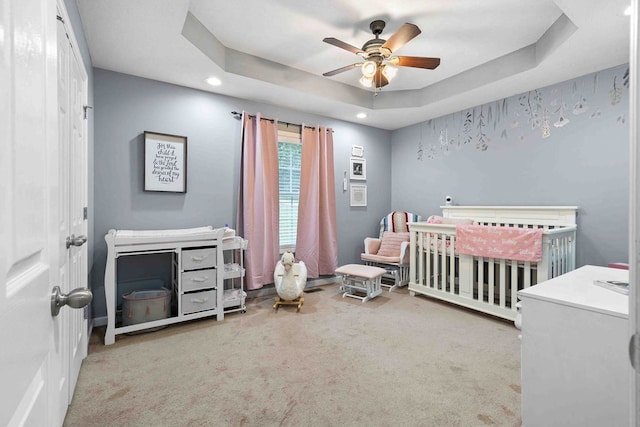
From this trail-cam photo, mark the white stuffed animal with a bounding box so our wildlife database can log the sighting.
[274,251,307,301]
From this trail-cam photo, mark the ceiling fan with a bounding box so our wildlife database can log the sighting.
[322,20,440,89]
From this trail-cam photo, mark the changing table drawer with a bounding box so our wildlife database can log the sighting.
[182,247,216,270]
[181,289,217,314]
[182,268,217,292]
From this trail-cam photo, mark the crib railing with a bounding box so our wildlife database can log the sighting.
[408,222,577,321]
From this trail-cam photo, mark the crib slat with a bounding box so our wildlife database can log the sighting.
[430,233,435,287]
[458,254,472,298]
[478,257,485,303]
[562,237,568,274]
[552,240,558,277]
[556,240,561,276]
[433,235,438,289]
[571,236,576,271]
[547,239,554,281]
[449,236,455,294]
[511,260,518,309]
[557,238,563,275]
[440,235,445,290]
[524,261,531,289]
[410,230,416,285]
[569,236,575,271]
[488,258,496,305]
[423,233,428,287]
[418,231,424,286]
[558,238,567,274]
[499,259,506,308]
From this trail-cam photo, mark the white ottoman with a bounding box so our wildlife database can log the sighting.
[335,264,386,303]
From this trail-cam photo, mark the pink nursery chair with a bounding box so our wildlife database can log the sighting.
[360,211,421,292]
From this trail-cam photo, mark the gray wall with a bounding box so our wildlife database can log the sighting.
[390,64,629,268]
[91,69,392,318]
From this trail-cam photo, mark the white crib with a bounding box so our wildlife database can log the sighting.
[408,206,577,321]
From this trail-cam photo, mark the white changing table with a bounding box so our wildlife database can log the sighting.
[104,227,225,345]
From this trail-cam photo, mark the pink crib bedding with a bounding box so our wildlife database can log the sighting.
[455,224,543,262]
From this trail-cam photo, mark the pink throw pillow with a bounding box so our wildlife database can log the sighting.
[377,232,410,257]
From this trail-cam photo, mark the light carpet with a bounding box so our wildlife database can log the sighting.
[64,283,522,426]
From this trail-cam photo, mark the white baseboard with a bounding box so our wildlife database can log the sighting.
[89,276,339,321]
[245,275,338,300]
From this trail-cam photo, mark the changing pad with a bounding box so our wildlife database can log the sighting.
[109,226,225,246]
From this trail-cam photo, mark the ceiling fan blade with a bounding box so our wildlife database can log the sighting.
[323,37,364,55]
[381,23,421,53]
[395,56,441,69]
[323,63,362,77]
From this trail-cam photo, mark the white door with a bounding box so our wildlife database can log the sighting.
[0,0,90,425]
[631,1,640,425]
[0,0,61,425]
[52,10,72,424]
[53,5,89,422]
[66,14,89,401]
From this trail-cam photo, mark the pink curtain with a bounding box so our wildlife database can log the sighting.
[295,126,338,277]
[236,113,280,290]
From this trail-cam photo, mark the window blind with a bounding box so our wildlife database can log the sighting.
[278,130,301,250]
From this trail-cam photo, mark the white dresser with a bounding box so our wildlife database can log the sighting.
[517,265,631,427]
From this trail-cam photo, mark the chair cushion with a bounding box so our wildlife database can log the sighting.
[361,253,401,264]
[335,264,386,279]
[377,232,410,257]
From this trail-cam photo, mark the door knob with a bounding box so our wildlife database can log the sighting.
[66,234,88,249]
[51,286,93,317]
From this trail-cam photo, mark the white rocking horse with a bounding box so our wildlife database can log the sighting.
[273,251,307,312]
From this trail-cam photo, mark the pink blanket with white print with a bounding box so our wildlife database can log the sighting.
[455,224,543,262]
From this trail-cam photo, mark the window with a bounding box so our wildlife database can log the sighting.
[278,127,301,251]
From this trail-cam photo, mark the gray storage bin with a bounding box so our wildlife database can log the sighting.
[117,278,166,309]
[122,287,171,326]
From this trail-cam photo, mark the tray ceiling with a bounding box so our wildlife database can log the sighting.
[77,0,630,130]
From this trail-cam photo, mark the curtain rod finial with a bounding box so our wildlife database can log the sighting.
[231,111,242,120]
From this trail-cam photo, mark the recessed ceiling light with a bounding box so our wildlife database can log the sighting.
[625,5,632,16]
[205,77,222,86]
[356,112,367,119]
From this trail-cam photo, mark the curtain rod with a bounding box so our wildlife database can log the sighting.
[231,111,332,132]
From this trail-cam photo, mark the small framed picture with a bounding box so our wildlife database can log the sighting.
[350,184,367,207]
[351,145,364,157]
[349,158,366,180]
[144,131,187,193]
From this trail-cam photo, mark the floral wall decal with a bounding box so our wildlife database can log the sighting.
[610,75,622,105]
[416,64,628,161]
[476,105,488,151]
[554,100,570,127]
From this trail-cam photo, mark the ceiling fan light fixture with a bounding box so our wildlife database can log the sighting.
[361,61,377,78]
[382,64,397,81]
[322,20,440,89]
[359,75,373,88]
